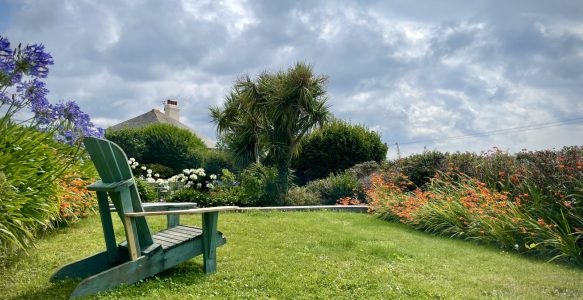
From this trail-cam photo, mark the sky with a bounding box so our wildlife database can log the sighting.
[1,0,582,159]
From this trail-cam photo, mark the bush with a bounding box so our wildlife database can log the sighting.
[293,120,388,184]
[56,175,97,224]
[0,36,102,258]
[104,128,147,162]
[145,163,175,179]
[391,150,447,189]
[203,149,238,175]
[135,178,158,202]
[306,172,359,205]
[285,187,322,206]
[239,163,280,206]
[169,189,209,206]
[368,159,583,266]
[141,124,207,173]
[107,124,207,175]
[0,124,65,256]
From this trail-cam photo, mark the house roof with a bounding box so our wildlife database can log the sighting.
[108,109,215,148]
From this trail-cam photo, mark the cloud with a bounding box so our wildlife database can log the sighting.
[1,0,582,158]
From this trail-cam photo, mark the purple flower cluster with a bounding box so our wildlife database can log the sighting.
[51,101,104,144]
[0,37,15,77]
[0,36,104,145]
[22,44,54,78]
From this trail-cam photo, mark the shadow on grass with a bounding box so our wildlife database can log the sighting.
[9,279,79,300]
[10,261,209,299]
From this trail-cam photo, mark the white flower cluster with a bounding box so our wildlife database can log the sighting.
[128,158,139,169]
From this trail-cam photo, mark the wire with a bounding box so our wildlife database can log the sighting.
[395,117,583,146]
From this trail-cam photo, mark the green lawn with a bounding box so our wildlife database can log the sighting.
[1,211,582,299]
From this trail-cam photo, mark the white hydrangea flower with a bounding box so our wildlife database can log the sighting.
[189,174,198,180]
[196,183,202,188]
[147,169,152,174]
[154,173,160,178]
[183,169,190,174]
[206,183,214,189]
[210,174,217,180]
[146,177,155,183]
[141,166,147,170]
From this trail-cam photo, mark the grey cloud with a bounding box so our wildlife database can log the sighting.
[2,0,582,158]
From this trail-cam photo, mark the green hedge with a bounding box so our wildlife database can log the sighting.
[293,120,387,184]
[106,124,207,174]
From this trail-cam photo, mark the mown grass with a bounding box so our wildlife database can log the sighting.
[1,211,582,299]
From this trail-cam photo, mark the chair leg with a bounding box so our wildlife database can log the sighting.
[202,212,218,273]
[50,251,121,281]
[70,255,157,299]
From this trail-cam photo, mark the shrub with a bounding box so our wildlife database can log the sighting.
[135,178,157,202]
[56,175,97,224]
[141,124,207,174]
[293,120,387,184]
[0,36,102,257]
[107,124,207,175]
[169,189,209,206]
[391,150,447,189]
[145,163,175,179]
[0,124,64,256]
[239,163,280,206]
[367,169,583,266]
[104,128,147,161]
[203,149,238,175]
[306,172,359,205]
[285,187,322,206]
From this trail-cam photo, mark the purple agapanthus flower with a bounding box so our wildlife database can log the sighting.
[0,36,15,80]
[23,44,53,78]
[17,79,51,115]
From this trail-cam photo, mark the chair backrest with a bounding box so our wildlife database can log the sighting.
[84,137,154,249]
[84,137,134,183]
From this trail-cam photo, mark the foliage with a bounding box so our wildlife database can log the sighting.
[104,128,147,161]
[0,36,102,256]
[141,124,207,174]
[285,186,322,206]
[238,163,280,206]
[388,150,447,189]
[144,163,175,179]
[56,175,97,223]
[168,188,209,205]
[106,124,207,175]
[368,166,583,266]
[293,120,387,184]
[203,149,238,175]
[210,62,331,202]
[306,172,359,205]
[135,178,158,203]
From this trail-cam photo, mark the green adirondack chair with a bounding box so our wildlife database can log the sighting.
[50,137,238,298]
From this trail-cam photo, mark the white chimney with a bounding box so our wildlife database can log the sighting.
[164,99,179,121]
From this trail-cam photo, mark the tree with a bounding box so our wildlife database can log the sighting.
[210,62,331,203]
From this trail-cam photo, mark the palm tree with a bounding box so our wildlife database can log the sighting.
[210,62,331,203]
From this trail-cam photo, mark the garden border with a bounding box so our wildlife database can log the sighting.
[237,205,368,213]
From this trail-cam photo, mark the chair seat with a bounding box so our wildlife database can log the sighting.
[120,225,203,251]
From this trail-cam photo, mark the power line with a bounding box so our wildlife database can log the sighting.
[395,117,583,146]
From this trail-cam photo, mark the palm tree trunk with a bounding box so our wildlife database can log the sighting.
[276,155,291,205]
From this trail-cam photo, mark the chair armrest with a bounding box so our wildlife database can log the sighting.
[87,179,134,192]
[142,202,198,212]
[124,206,240,218]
